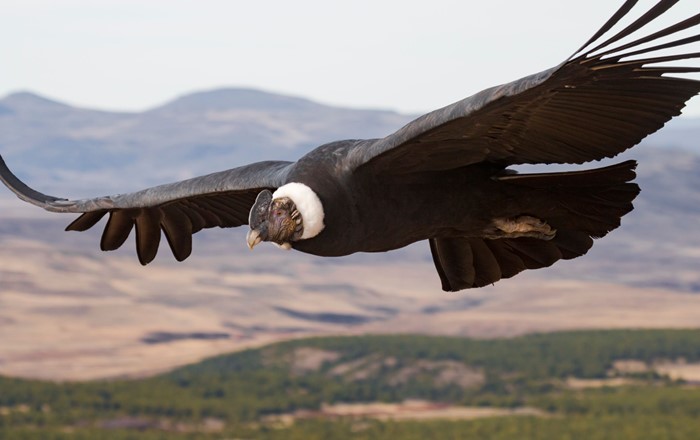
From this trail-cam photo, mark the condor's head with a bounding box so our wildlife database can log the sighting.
[246,182,325,250]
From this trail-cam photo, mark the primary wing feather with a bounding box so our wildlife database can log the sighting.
[353,0,700,174]
[0,156,292,264]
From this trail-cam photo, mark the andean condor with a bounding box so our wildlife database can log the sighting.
[2,0,699,291]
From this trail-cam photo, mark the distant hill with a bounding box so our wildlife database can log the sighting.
[644,116,700,154]
[0,88,413,196]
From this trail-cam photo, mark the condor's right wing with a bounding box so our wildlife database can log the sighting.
[0,156,292,264]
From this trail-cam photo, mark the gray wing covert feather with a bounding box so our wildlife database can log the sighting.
[353,0,700,174]
[0,157,292,264]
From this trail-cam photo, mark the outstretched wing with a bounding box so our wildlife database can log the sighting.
[352,0,700,174]
[0,156,292,264]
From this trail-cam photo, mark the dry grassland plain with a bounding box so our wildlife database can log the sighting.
[2,216,700,381]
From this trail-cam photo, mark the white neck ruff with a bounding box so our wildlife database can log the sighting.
[272,183,325,240]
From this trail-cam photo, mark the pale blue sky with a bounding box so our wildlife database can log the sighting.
[3,0,699,116]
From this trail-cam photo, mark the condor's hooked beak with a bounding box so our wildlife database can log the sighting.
[246,229,262,250]
[247,189,273,250]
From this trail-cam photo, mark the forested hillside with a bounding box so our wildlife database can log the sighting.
[2,330,700,439]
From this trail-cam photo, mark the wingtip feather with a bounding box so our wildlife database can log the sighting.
[0,154,67,209]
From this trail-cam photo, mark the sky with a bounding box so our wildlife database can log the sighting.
[3,0,700,116]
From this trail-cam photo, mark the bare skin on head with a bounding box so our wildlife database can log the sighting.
[246,196,303,250]
[247,182,326,251]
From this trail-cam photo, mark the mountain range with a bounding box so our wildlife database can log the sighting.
[0,89,412,196]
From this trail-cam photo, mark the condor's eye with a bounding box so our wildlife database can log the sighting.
[273,210,284,217]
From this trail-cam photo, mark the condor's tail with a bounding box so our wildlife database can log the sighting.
[430,160,639,291]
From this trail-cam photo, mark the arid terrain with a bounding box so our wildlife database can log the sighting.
[2,216,700,380]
